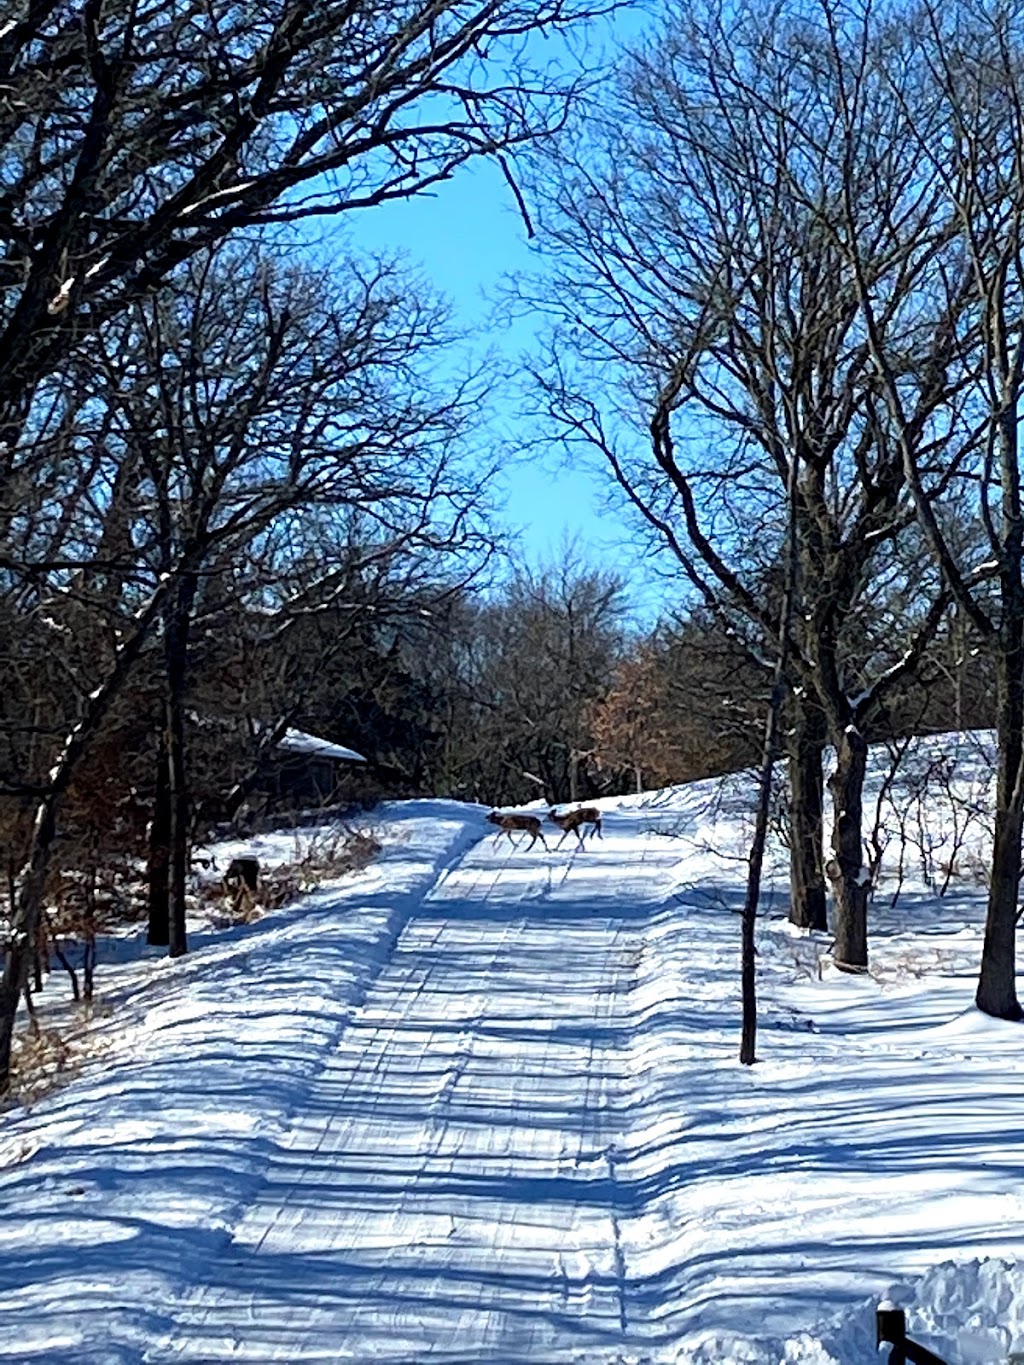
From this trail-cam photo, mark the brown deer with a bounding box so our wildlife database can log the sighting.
[486,810,549,851]
[548,806,603,848]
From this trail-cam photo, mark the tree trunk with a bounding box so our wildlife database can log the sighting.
[976,637,1024,1019]
[738,402,801,1064]
[166,690,188,959]
[0,793,59,1092]
[787,703,827,931]
[827,725,870,970]
[740,675,788,1065]
[146,733,171,947]
[83,844,97,1002]
[166,576,198,960]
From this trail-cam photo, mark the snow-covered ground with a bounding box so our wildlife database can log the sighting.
[1,735,1023,1362]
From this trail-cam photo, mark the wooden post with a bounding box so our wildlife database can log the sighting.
[876,1303,949,1365]
[877,1304,906,1350]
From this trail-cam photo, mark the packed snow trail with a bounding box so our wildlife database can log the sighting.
[148,821,660,1363]
[7,770,1024,1363]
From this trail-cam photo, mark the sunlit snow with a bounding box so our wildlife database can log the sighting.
[0,734,1021,1362]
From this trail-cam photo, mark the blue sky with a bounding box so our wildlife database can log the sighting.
[339,152,672,622]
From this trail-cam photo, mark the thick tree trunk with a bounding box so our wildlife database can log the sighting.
[787,704,827,931]
[976,638,1024,1019]
[827,725,870,971]
[146,734,171,947]
[977,395,1024,1019]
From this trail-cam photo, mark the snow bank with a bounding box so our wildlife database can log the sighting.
[746,1258,1024,1365]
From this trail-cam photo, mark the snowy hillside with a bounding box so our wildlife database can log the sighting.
[1,734,1023,1363]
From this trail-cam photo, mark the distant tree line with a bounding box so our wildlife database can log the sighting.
[3,543,993,916]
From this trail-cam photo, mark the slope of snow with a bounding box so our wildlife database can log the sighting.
[0,738,1022,1362]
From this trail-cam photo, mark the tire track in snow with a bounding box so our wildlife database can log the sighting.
[149,819,671,1363]
[144,814,492,1361]
[230,827,501,1259]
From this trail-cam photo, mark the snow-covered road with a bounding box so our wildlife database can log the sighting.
[6,765,1024,1363]
[150,825,662,1362]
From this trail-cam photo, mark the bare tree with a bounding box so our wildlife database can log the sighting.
[471,555,627,804]
[589,642,675,794]
[0,240,490,1088]
[834,0,1024,1018]
[530,0,965,965]
[0,0,612,476]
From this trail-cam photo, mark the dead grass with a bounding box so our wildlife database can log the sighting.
[203,825,382,928]
[3,825,382,1109]
[5,1011,107,1110]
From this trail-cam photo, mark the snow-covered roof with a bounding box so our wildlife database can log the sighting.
[276,728,367,764]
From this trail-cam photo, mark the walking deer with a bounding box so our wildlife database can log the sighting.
[486,809,549,851]
[548,806,603,848]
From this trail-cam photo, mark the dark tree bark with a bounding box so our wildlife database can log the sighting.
[828,725,870,971]
[165,574,199,959]
[977,606,1024,1019]
[974,394,1024,1018]
[738,386,801,1066]
[740,676,786,1065]
[786,701,827,932]
[146,734,171,948]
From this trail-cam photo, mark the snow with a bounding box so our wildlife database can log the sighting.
[1,736,1023,1360]
[276,727,367,764]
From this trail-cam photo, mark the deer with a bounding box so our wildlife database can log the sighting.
[486,809,549,851]
[222,855,260,914]
[548,806,603,848]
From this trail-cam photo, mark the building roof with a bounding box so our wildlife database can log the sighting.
[276,728,367,765]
